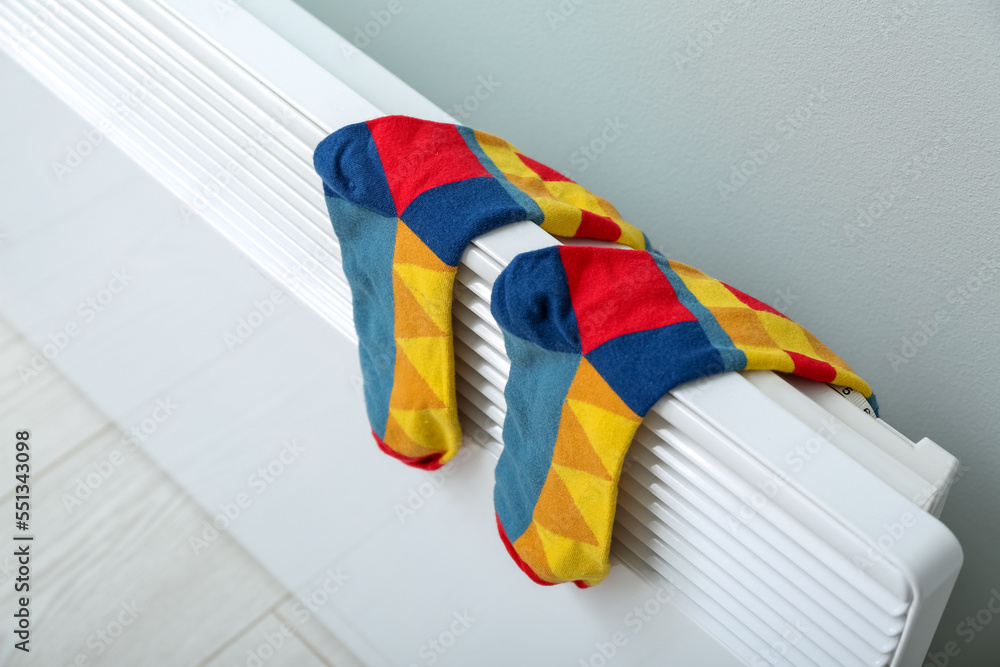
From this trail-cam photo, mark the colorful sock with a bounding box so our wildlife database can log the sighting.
[490,245,875,586]
[313,115,650,469]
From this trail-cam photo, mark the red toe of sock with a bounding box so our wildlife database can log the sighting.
[371,429,446,470]
[495,514,560,587]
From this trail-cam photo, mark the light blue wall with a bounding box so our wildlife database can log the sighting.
[285,1,1000,663]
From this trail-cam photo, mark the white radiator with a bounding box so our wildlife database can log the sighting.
[454,228,961,667]
[0,1,962,664]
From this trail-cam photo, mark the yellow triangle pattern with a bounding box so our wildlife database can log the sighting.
[395,337,453,406]
[678,274,745,309]
[388,407,460,456]
[551,403,612,480]
[669,258,873,399]
[757,311,820,357]
[553,463,617,548]
[566,399,641,476]
[567,358,637,419]
[393,218,451,272]
[391,272,445,338]
[533,469,599,546]
[517,361,641,586]
[534,521,608,585]
[389,349,446,410]
[381,220,461,464]
[545,180,613,219]
[511,524,558,583]
[471,130,646,251]
[383,413,427,459]
[537,199,582,238]
[393,263,454,333]
[615,223,646,253]
[474,132,536,179]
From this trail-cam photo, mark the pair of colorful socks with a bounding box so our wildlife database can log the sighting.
[314,116,876,587]
[314,115,648,470]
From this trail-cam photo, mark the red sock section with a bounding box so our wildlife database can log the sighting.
[371,429,446,471]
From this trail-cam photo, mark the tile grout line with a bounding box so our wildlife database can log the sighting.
[0,315,304,666]
[193,604,278,667]
[0,421,117,510]
[272,598,337,667]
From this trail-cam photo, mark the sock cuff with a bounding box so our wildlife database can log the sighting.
[493,245,876,408]
[314,116,650,262]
